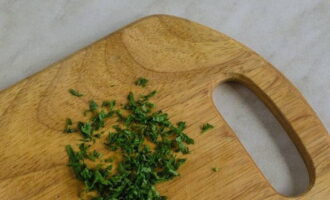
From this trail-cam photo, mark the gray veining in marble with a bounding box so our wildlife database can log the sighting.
[0,0,329,197]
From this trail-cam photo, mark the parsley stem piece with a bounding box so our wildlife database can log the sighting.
[69,89,83,97]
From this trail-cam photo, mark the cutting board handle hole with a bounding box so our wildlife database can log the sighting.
[213,82,309,196]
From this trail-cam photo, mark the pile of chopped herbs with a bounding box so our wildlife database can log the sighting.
[64,78,196,200]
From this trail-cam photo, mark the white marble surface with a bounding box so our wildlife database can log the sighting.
[0,0,329,197]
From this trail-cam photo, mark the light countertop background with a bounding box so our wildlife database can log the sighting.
[0,0,329,197]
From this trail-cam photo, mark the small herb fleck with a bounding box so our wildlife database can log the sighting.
[135,77,148,87]
[88,100,98,112]
[102,100,116,110]
[64,118,75,133]
[201,123,214,133]
[212,167,220,172]
[69,89,83,97]
[103,158,114,163]
[87,150,102,161]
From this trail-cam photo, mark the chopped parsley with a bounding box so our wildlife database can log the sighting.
[102,100,116,110]
[212,167,220,172]
[135,77,148,87]
[201,123,214,133]
[89,100,98,112]
[69,89,83,97]
[64,83,195,199]
[64,118,75,133]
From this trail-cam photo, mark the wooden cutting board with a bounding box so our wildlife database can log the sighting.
[0,15,329,200]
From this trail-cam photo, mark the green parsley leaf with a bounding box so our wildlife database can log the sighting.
[78,122,93,139]
[201,123,214,133]
[102,100,116,110]
[89,100,98,112]
[87,150,102,161]
[135,77,149,87]
[64,118,75,133]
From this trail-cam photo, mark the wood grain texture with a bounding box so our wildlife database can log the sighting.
[0,15,329,200]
